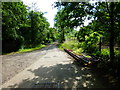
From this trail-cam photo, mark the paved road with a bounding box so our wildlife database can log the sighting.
[2,45,51,84]
[2,44,111,88]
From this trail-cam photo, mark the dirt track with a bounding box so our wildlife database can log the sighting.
[1,44,116,88]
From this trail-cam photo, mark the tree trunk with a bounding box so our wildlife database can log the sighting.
[109,2,115,62]
[60,26,65,43]
[62,28,65,42]
[99,37,102,52]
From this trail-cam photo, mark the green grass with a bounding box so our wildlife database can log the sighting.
[58,40,84,55]
[5,44,46,55]
[58,40,120,57]
[72,48,84,55]
[100,48,120,56]
[58,40,79,50]
[83,54,91,58]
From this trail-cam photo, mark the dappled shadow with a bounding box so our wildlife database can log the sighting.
[2,44,57,84]
[7,61,112,89]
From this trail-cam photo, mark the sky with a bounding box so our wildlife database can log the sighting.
[22,0,58,28]
[22,0,92,29]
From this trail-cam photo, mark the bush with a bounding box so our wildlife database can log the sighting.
[58,40,84,55]
[114,49,120,56]
[101,48,110,56]
[59,40,79,50]
[73,48,84,55]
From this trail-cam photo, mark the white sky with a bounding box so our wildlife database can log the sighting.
[22,0,58,28]
[22,0,92,29]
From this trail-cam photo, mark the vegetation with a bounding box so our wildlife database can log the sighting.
[54,2,120,77]
[1,1,120,81]
[4,44,46,55]
[2,2,56,54]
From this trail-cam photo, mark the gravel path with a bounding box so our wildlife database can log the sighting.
[2,44,114,89]
[2,45,52,84]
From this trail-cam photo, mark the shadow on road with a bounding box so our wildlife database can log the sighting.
[7,61,113,88]
[2,44,57,84]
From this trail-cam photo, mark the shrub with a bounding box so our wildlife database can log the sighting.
[101,48,110,56]
[59,40,79,50]
[73,48,84,55]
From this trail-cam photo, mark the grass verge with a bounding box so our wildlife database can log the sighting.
[4,44,46,55]
[58,40,84,55]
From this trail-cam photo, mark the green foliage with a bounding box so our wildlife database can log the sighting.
[101,48,110,56]
[5,44,46,55]
[55,2,120,77]
[2,2,56,54]
[2,2,28,39]
[75,25,102,54]
[54,2,93,28]
[92,48,120,58]
[58,40,84,55]
[22,10,50,47]
[84,55,91,58]
[114,49,120,56]
[72,48,84,55]
[2,2,28,53]
[59,40,79,50]
[19,44,46,52]
[54,2,120,58]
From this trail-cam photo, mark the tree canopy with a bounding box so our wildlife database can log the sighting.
[2,2,56,53]
[54,1,120,61]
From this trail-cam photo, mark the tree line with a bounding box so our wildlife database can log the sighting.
[54,2,120,75]
[54,2,120,61]
[2,2,56,53]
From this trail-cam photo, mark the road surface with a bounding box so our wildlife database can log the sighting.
[2,44,113,88]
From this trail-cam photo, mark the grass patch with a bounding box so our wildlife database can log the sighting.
[58,40,84,55]
[5,44,46,55]
[58,40,79,50]
[58,40,120,57]
[83,55,91,58]
[72,48,84,55]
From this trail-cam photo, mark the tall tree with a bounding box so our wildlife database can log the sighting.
[95,2,120,61]
[54,2,120,61]
[2,2,28,52]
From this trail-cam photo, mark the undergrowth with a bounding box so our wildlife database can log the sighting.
[58,40,120,77]
[58,40,84,55]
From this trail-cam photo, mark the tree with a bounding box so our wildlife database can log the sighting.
[2,2,28,53]
[54,2,94,42]
[54,2,120,62]
[94,2,120,61]
[2,2,53,53]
